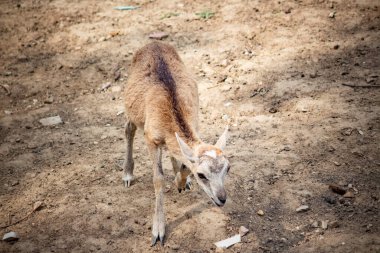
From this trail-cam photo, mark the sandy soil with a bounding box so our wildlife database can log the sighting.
[0,0,379,252]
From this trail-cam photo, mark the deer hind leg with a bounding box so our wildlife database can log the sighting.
[170,157,192,193]
[122,121,137,187]
[148,142,165,246]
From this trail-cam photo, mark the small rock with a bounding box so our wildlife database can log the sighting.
[100,82,112,91]
[218,75,228,83]
[329,221,339,228]
[2,232,19,242]
[10,180,19,186]
[333,44,340,50]
[148,32,169,40]
[343,191,354,198]
[239,226,249,236]
[98,36,106,42]
[296,205,310,213]
[309,71,317,78]
[116,110,124,116]
[333,161,341,166]
[171,244,180,250]
[257,210,264,216]
[269,108,278,113]
[221,85,232,92]
[329,11,336,18]
[311,221,319,228]
[222,114,229,121]
[329,184,347,195]
[33,201,44,211]
[341,127,353,136]
[321,220,328,230]
[44,96,54,104]
[4,110,12,115]
[39,116,63,126]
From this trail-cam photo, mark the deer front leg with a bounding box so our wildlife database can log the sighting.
[149,145,165,246]
[122,121,137,187]
[170,157,192,193]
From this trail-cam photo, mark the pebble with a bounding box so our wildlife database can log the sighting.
[321,220,328,230]
[333,44,340,50]
[116,110,124,116]
[329,184,347,195]
[329,12,336,18]
[2,232,19,242]
[98,36,106,42]
[39,116,63,126]
[239,226,249,236]
[343,191,354,198]
[311,221,319,228]
[33,201,44,211]
[148,32,169,40]
[329,221,339,228]
[171,244,180,250]
[257,210,264,216]
[100,82,112,91]
[296,205,310,212]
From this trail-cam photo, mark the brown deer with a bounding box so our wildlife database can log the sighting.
[122,42,230,246]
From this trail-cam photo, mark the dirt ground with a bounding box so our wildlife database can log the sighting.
[0,0,379,252]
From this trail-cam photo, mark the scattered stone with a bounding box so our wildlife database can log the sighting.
[329,184,347,195]
[333,161,341,166]
[100,82,112,91]
[221,85,232,92]
[321,220,328,230]
[2,232,19,242]
[10,180,19,186]
[116,110,124,116]
[269,107,278,113]
[239,226,249,236]
[33,201,44,211]
[98,36,106,42]
[329,11,336,18]
[148,32,169,40]
[357,129,364,135]
[311,221,319,228]
[39,116,63,126]
[333,44,340,50]
[222,114,229,121]
[44,96,54,104]
[309,71,317,78]
[171,244,180,250]
[343,191,354,198]
[218,75,228,83]
[284,8,292,14]
[341,127,353,136]
[329,221,339,228]
[4,110,12,115]
[257,210,265,216]
[296,205,310,213]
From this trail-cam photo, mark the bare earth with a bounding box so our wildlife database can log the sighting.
[0,0,379,252]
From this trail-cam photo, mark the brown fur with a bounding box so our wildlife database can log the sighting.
[124,41,200,157]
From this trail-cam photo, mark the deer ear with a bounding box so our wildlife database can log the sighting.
[215,126,229,151]
[175,133,198,163]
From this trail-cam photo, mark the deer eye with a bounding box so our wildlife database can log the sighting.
[197,173,208,180]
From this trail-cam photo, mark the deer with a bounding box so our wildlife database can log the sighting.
[122,41,230,246]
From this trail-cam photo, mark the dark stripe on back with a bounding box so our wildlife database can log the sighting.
[154,49,194,141]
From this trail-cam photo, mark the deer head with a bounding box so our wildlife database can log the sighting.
[175,127,230,207]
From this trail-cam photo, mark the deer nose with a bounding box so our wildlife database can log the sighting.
[217,189,227,204]
[218,196,226,204]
